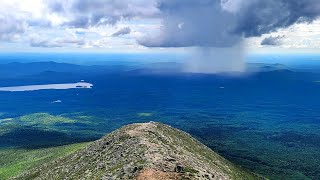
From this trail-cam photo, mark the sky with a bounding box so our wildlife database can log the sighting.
[0,0,320,54]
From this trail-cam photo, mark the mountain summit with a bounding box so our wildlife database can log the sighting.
[16,122,262,180]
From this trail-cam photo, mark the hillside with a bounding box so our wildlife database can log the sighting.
[15,122,263,180]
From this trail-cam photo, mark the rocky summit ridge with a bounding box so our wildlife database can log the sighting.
[16,122,263,180]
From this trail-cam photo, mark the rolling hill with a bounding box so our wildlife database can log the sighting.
[15,122,262,180]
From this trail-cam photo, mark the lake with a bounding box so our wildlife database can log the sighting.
[0,82,93,92]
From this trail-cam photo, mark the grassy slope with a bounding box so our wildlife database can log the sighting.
[0,142,89,180]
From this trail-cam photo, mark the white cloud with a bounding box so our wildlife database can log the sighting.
[0,4,27,41]
[29,31,85,48]
[45,0,160,27]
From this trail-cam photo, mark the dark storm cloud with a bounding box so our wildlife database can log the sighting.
[135,0,320,73]
[228,0,320,37]
[260,35,284,46]
[138,0,241,47]
[139,0,320,47]
[111,27,131,37]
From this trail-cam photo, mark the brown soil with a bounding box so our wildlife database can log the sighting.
[135,169,181,180]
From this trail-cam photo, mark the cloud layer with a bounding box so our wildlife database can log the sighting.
[0,0,319,51]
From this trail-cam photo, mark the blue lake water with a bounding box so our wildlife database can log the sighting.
[0,82,93,92]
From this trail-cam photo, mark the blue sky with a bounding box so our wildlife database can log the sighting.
[0,0,319,54]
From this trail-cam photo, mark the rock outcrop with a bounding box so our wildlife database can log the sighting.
[15,122,263,180]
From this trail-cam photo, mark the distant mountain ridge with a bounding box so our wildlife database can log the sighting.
[2,61,319,79]
[15,122,263,180]
[0,61,293,77]
[0,61,134,78]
